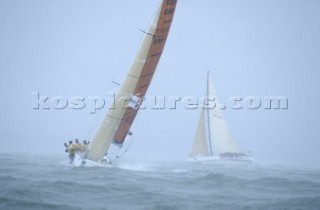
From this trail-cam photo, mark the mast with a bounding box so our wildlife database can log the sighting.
[206,71,213,156]
[87,0,177,162]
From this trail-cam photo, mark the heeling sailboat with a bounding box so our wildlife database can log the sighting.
[83,0,177,163]
[189,72,253,163]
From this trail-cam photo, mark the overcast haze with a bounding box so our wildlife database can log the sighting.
[0,0,319,169]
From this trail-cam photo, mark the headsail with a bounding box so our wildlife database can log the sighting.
[87,0,177,161]
[189,108,209,157]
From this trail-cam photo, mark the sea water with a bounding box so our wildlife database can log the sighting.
[0,154,319,210]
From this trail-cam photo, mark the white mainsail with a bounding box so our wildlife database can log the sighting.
[87,0,177,162]
[207,74,239,154]
[190,72,239,158]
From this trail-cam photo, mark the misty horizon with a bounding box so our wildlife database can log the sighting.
[0,0,320,169]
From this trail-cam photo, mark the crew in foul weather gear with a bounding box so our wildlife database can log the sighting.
[64,139,89,163]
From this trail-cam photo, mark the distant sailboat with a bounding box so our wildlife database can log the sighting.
[65,0,177,165]
[189,72,253,163]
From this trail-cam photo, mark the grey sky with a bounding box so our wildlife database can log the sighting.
[0,0,319,169]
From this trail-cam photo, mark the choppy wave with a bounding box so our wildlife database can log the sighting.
[0,154,319,210]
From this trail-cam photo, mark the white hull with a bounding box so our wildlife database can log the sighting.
[84,159,113,167]
[188,155,253,163]
[71,152,113,167]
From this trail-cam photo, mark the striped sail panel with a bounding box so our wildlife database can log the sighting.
[113,0,177,143]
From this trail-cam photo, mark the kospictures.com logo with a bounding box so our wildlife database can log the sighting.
[32,91,288,114]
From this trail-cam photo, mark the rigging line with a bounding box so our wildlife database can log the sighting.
[86,122,99,140]
[86,78,117,141]
[116,136,133,161]
[109,133,134,162]
[138,29,155,37]
[112,81,120,86]
[138,29,168,38]
[134,0,158,53]
[137,0,157,31]
[109,144,121,159]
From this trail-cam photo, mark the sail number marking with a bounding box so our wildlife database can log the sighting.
[153,36,167,45]
[164,7,175,15]
[156,27,170,35]
[166,0,176,6]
